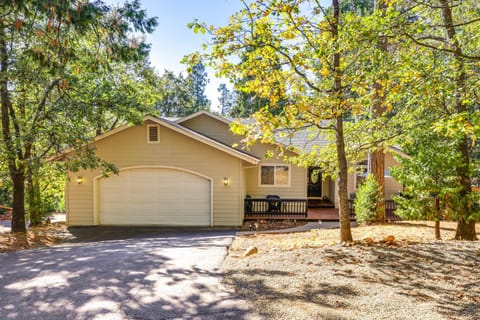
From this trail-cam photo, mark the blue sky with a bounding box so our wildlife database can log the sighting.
[106,0,248,112]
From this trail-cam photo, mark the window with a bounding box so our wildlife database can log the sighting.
[147,125,159,143]
[260,165,290,186]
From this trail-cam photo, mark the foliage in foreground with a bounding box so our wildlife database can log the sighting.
[354,175,383,225]
[0,0,158,231]
[392,130,462,221]
[190,0,407,242]
[191,0,479,241]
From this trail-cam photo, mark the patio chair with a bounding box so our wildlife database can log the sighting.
[266,195,281,212]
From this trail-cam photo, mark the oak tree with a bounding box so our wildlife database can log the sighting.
[191,0,401,242]
[0,0,157,232]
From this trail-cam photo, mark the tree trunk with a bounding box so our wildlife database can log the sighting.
[336,116,353,242]
[11,172,27,232]
[434,220,441,240]
[0,28,27,233]
[454,138,476,240]
[455,219,477,240]
[369,0,388,223]
[369,150,385,222]
[438,0,476,240]
[332,0,352,243]
[434,197,441,240]
[27,170,42,226]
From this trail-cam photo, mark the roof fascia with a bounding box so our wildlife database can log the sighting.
[175,110,232,126]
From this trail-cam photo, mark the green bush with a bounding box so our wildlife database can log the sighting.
[354,174,383,225]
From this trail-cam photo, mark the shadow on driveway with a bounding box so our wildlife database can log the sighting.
[66,226,238,243]
[0,228,259,320]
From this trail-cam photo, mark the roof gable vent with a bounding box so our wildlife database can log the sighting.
[147,125,160,143]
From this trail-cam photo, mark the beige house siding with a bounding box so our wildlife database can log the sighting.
[67,120,247,227]
[66,175,95,225]
[181,114,308,201]
[180,114,239,146]
[348,151,403,202]
[243,144,306,199]
[67,111,406,225]
[347,170,356,198]
[318,176,335,201]
[385,152,402,199]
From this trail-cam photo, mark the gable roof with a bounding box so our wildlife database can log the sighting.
[178,111,412,161]
[178,111,301,153]
[148,116,260,164]
[176,110,232,126]
[49,116,260,164]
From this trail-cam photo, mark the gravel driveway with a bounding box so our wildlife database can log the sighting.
[0,227,259,320]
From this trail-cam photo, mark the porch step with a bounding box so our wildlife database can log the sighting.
[307,207,340,221]
[307,199,335,208]
[245,215,307,220]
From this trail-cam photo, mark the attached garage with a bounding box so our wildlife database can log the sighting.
[64,116,261,227]
[96,167,212,226]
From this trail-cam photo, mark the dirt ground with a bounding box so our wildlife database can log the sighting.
[0,222,73,253]
[223,221,480,320]
[231,221,477,252]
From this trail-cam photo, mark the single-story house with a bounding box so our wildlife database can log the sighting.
[64,111,404,227]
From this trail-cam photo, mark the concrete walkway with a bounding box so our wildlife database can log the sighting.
[237,220,358,235]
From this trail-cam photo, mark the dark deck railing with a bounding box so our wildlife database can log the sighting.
[348,200,356,220]
[245,198,308,219]
[348,199,401,221]
[385,200,400,221]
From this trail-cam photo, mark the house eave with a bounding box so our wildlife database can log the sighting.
[176,110,232,126]
[146,116,260,165]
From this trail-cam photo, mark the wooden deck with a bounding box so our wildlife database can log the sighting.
[244,198,400,221]
[307,201,401,221]
[245,208,345,221]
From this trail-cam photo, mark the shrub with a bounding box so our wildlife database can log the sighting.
[354,174,383,225]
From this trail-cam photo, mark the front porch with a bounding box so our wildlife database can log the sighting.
[244,198,400,222]
[243,197,343,221]
[243,206,351,221]
[307,207,344,220]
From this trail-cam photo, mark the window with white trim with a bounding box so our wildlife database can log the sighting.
[260,165,290,186]
[147,125,160,143]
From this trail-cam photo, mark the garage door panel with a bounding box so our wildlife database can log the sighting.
[99,168,210,226]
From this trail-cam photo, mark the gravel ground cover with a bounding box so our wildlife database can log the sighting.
[222,221,480,320]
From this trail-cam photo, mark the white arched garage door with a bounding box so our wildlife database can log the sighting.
[97,167,211,226]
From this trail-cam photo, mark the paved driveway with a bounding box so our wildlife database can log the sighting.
[0,228,259,320]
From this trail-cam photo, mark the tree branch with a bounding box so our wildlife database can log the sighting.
[402,31,480,61]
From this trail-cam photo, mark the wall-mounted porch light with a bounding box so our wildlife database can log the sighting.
[76,176,84,184]
[223,177,229,186]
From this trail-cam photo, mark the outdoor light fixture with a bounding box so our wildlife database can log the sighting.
[77,176,83,184]
[223,177,229,186]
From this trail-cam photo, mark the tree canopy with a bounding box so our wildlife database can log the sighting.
[191,0,479,241]
[0,0,158,231]
[155,61,211,117]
